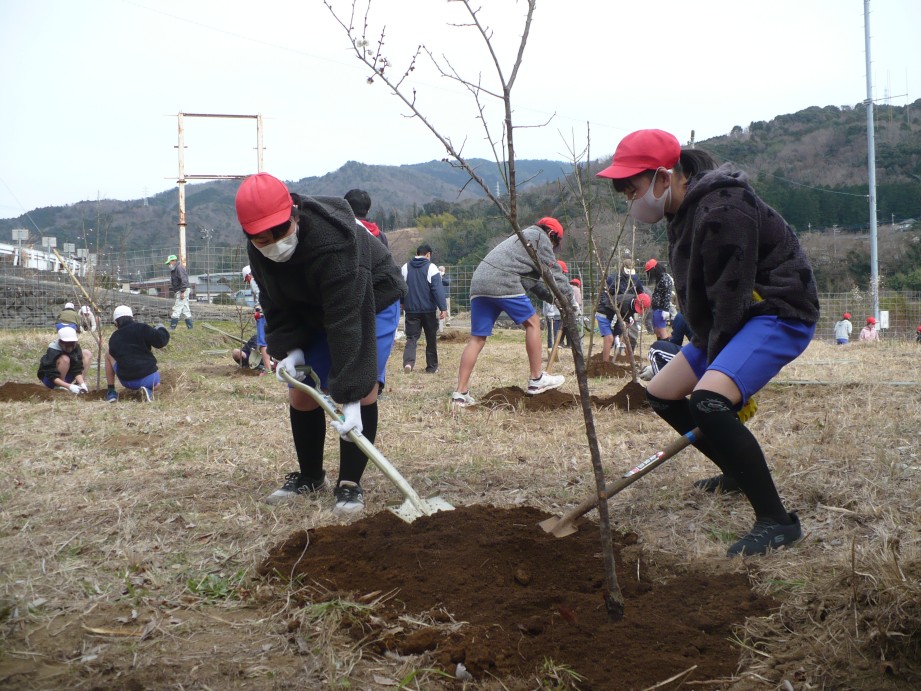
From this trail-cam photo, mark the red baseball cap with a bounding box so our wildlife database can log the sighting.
[866,316,876,325]
[843,312,851,320]
[556,260,568,274]
[235,173,294,235]
[644,258,658,272]
[596,129,681,180]
[570,278,581,287]
[537,217,564,239]
[633,293,652,313]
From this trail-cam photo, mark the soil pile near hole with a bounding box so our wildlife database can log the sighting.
[0,382,108,402]
[259,505,775,689]
[480,381,648,412]
[586,351,641,378]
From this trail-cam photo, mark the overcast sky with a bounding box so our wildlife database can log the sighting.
[1,0,918,219]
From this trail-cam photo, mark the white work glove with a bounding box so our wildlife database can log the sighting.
[78,382,89,393]
[68,383,82,394]
[276,348,306,383]
[330,401,362,441]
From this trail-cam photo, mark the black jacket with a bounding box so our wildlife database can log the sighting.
[108,320,170,380]
[668,164,820,363]
[248,195,407,403]
[37,340,84,381]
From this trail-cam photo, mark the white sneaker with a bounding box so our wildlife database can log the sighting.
[451,391,476,407]
[526,372,564,395]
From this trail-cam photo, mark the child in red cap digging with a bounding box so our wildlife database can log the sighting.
[235,173,407,513]
[597,129,820,557]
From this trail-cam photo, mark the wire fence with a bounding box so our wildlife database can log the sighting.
[2,246,920,341]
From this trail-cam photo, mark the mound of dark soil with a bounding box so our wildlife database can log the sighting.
[479,381,648,412]
[259,505,775,689]
[586,351,642,378]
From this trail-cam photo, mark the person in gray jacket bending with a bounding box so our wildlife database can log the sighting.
[451,217,573,407]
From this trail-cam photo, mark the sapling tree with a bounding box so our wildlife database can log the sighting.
[324,0,628,619]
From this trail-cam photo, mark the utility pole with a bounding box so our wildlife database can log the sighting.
[864,0,880,322]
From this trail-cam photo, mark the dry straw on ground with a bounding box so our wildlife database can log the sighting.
[1,324,919,689]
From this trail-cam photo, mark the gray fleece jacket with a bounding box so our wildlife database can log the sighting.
[470,225,573,305]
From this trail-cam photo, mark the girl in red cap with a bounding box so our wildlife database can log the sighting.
[597,129,820,557]
[859,316,880,342]
[235,173,407,513]
[834,313,852,345]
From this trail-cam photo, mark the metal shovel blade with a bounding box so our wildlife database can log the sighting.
[539,429,699,537]
[282,367,454,523]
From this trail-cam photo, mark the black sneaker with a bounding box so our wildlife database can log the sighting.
[424,366,439,374]
[727,512,802,557]
[264,471,326,505]
[333,481,364,514]
[693,474,743,494]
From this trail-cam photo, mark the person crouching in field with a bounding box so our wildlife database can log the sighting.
[104,305,170,403]
[597,129,820,557]
[834,313,852,345]
[37,326,90,394]
[451,217,573,407]
[231,305,273,374]
[235,173,406,513]
[859,316,880,342]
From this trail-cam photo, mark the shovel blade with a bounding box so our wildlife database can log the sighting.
[538,515,579,538]
[388,495,455,523]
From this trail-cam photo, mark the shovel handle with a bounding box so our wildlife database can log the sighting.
[554,428,700,530]
[281,366,437,517]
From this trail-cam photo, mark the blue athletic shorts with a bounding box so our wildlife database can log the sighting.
[41,372,76,389]
[470,295,536,337]
[114,363,161,391]
[652,309,669,330]
[255,318,267,348]
[594,312,624,338]
[681,315,815,404]
[375,301,400,386]
[295,301,401,392]
[836,338,848,345]
[55,321,78,332]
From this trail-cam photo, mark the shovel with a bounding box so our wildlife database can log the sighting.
[279,366,454,523]
[539,428,700,537]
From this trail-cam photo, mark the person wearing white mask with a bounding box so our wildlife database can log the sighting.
[234,173,407,513]
[597,129,820,557]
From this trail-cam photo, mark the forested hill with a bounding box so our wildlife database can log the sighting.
[1,100,918,253]
[699,100,921,231]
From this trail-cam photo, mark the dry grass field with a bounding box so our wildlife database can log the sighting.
[1,322,919,689]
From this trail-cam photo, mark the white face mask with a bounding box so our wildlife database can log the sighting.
[256,226,298,263]
[629,169,671,224]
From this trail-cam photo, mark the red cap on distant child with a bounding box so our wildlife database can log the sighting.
[570,278,581,287]
[843,312,851,320]
[556,260,568,274]
[633,293,652,313]
[644,258,658,272]
[866,316,876,325]
[235,173,294,235]
[537,217,564,239]
[596,130,681,180]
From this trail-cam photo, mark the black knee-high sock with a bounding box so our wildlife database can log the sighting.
[688,390,790,524]
[646,390,732,473]
[338,402,378,485]
[290,406,326,479]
